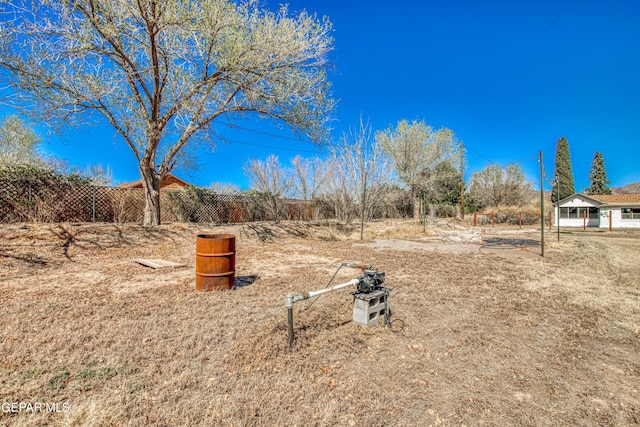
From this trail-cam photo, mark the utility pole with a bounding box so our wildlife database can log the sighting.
[556,177,560,242]
[539,150,545,257]
[360,136,368,241]
[360,169,367,240]
[460,140,465,220]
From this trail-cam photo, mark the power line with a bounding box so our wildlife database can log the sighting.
[512,152,539,165]
[213,121,326,155]
[542,164,555,187]
[220,137,324,154]
[218,121,319,145]
[219,121,540,167]
[464,145,500,166]
[465,144,538,170]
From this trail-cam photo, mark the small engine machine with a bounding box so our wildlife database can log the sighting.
[356,269,386,294]
[285,262,403,350]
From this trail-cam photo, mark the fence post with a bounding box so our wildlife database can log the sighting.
[473,211,477,226]
[549,211,552,230]
[519,211,522,229]
[583,210,586,231]
[609,212,612,231]
[491,211,494,228]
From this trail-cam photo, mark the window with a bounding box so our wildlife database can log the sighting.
[621,208,640,220]
[578,207,599,219]
[559,206,599,219]
[559,207,570,218]
[559,208,567,218]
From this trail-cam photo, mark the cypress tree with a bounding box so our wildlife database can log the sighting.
[551,137,575,202]
[586,152,611,195]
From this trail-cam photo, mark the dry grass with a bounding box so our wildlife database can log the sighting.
[0,220,639,426]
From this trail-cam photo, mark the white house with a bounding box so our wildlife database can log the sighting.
[554,193,640,229]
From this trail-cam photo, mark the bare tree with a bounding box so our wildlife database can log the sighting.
[208,182,241,195]
[81,163,114,187]
[290,155,325,200]
[0,0,334,225]
[468,163,533,209]
[318,117,394,222]
[243,154,293,220]
[376,119,460,218]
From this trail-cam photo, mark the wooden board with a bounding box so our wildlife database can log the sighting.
[134,258,186,269]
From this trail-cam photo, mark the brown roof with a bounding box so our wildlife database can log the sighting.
[116,173,191,190]
[591,194,640,204]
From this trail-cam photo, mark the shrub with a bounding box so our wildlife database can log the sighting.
[0,164,92,222]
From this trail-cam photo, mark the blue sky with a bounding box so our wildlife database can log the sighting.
[24,0,640,190]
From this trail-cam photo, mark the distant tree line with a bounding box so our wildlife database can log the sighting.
[3,110,618,226]
[240,117,539,222]
[241,129,618,223]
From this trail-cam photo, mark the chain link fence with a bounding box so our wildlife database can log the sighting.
[0,180,317,224]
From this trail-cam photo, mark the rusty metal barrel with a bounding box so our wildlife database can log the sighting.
[195,234,236,291]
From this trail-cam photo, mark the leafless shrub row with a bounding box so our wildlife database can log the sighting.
[473,206,542,225]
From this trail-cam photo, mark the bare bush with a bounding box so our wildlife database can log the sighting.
[291,155,326,200]
[469,164,534,210]
[318,117,394,223]
[494,206,541,225]
[243,155,294,221]
[428,203,458,218]
[109,189,145,223]
[474,206,541,225]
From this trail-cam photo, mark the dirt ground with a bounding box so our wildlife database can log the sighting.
[0,219,638,426]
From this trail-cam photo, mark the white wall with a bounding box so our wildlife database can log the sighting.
[554,200,599,228]
[600,208,640,229]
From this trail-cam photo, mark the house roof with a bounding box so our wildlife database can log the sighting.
[556,192,640,207]
[591,194,640,204]
[116,173,191,190]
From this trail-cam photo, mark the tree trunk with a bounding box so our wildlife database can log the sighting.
[140,164,162,226]
[412,190,421,220]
